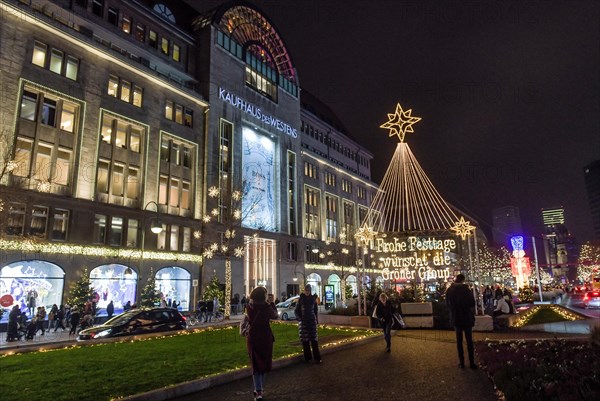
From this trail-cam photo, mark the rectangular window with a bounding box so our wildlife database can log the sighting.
[161,37,169,55]
[172,44,180,62]
[13,138,33,177]
[160,140,170,161]
[108,75,118,97]
[126,219,138,247]
[287,242,297,261]
[20,90,37,121]
[182,227,191,252]
[184,109,193,127]
[121,15,131,34]
[52,209,69,241]
[287,151,297,236]
[54,148,71,185]
[96,159,109,193]
[174,104,183,124]
[49,49,63,74]
[130,128,141,153]
[41,97,57,126]
[75,0,87,8]
[182,147,191,168]
[65,56,79,81]
[107,7,118,25]
[158,175,168,205]
[101,116,112,143]
[109,217,123,246]
[126,167,138,199]
[30,206,49,237]
[149,30,158,48]
[33,142,52,182]
[120,80,131,102]
[116,121,127,149]
[165,100,173,119]
[32,41,47,67]
[169,178,179,207]
[181,181,190,209]
[169,225,179,251]
[132,86,143,107]
[93,214,107,243]
[7,204,26,236]
[60,102,76,132]
[135,24,145,42]
[92,0,103,16]
[111,163,124,196]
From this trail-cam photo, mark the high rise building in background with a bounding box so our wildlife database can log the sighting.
[491,206,522,248]
[541,207,578,282]
[584,159,600,240]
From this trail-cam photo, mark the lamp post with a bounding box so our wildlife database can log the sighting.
[137,201,163,305]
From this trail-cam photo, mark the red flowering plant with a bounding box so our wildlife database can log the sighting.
[475,338,600,401]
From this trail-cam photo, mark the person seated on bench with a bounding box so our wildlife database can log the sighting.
[493,295,511,321]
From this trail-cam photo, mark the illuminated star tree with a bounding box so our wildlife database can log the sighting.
[577,242,600,282]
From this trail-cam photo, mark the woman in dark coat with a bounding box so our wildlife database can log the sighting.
[294,284,321,363]
[246,287,278,401]
[375,293,394,352]
[6,305,21,341]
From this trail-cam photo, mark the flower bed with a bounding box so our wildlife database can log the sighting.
[475,338,600,401]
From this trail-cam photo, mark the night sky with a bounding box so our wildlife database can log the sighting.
[191,0,600,243]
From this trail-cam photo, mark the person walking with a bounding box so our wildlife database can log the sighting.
[6,305,21,341]
[35,306,46,336]
[54,304,66,331]
[204,298,214,322]
[106,300,115,319]
[446,273,477,369]
[375,293,394,352]
[246,286,278,401]
[69,306,80,335]
[294,284,322,363]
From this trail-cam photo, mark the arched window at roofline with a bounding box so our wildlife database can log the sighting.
[211,2,297,84]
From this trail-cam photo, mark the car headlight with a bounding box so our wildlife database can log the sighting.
[92,329,112,339]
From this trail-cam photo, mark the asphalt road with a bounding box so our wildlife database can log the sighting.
[170,331,500,401]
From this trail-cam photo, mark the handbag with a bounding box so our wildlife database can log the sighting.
[392,312,406,329]
[239,314,250,337]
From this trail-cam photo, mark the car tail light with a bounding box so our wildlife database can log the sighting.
[584,294,589,301]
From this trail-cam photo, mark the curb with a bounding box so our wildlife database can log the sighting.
[118,332,382,401]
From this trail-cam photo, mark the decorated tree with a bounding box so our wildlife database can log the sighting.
[475,244,512,284]
[140,270,162,308]
[577,242,600,283]
[67,268,95,310]
[203,273,224,305]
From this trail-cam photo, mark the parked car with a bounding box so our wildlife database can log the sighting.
[77,307,186,340]
[276,296,299,320]
[583,291,600,309]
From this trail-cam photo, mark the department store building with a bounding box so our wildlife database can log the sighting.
[0,0,376,315]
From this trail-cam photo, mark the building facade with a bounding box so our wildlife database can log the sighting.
[584,159,600,240]
[0,0,377,315]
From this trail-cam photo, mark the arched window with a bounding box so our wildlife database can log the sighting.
[155,267,191,311]
[306,272,321,300]
[328,274,341,304]
[0,260,65,319]
[153,3,175,23]
[90,264,137,316]
[347,274,357,297]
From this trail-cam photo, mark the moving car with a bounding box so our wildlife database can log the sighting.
[276,295,299,320]
[77,307,187,340]
[583,291,600,309]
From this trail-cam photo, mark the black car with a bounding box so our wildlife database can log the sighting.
[77,307,187,341]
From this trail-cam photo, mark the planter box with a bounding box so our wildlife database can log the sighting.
[401,302,434,328]
[318,314,372,328]
[474,315,493,332]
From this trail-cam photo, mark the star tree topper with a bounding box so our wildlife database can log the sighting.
[450,216,476,240]
[354,225,378,245]
[380,103,422,142]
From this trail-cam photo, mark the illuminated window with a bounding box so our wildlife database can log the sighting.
[325,171,336,187]
[181,181,190,209]
[96,159,109,193]
[158,175,168,205]
[304,186,320,239]
[174,104,183,124]
[100,114,144,153]
[135,23,145,42]
[325,195,338,241]
[149,30,158,48]
[342,179,353,193]
[116,121,127,149]
[49,49,63,74]
[121,15,131,34]
[126,167,139,199]
[93,214,107,244]
[32,41,47,67]
[52,209,69,241]
[109,217,123,246]
[54,148,71,185]
[182,227,191,252]
[172,44,180,62]
[357,186,367,199]
[7,203,26,236]
[130,128,141,152]
[169,225,179,251]
[65,56,79,81]
[161,37,169,55]
[30,206,49,237]
[13,138,32,177]
[126,219,138,247]
[107,76,143,107]
[60,102,76,132]
[304,161,317,179]
[33,142,52,182]
[287,151,297,236]
[111,163,124,196]
[169,177,179,207]
[20,90,37,121]
[41,97,57,126]
[164,100,192,127]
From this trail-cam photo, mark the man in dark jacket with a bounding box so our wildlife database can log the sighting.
[446,274,476,369]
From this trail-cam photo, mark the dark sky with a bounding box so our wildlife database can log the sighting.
[191,0,600,242]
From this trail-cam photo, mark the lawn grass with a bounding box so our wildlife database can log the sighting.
[0,323,374,401]
[523,307,570,326]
